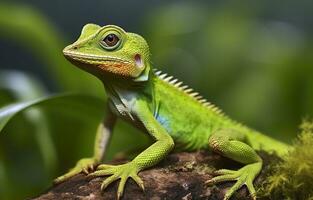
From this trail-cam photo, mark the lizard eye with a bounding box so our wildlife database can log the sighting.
[100,33,120,50]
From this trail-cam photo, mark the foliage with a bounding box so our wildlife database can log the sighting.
[0,2,103,94]
[260,120,313,199]
[0,90,105,199]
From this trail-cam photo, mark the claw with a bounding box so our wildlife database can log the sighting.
[247,180,257,200]
[207,162,262,200]
[88,169,114,178]
[101,174,119,191]
[54,167,81,184]
[117,177,127,200]
[89,162,144,199]
[54,157,98,184]
[224,180,244,200]
[117,192,122,200]
[206,174,236,185]
[131,173,145,191]
[83,168,89,174]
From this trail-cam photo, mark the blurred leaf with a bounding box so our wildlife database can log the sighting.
[0,71,45,101]
[0,93,104,200]
[0,93,103,133]
[0,3,103,95]
[0,71,58,175]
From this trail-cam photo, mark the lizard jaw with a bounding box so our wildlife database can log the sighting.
[63,49,142,78]
[63,49,131,65]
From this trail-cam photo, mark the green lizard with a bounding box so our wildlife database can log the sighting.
[56,24,290,200]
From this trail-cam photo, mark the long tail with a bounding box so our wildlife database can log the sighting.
[246,129,291,157]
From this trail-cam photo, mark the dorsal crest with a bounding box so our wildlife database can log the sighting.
[154,69,225,116]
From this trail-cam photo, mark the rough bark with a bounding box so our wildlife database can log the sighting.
[32,151,278,200]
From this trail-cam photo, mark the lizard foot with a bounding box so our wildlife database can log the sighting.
[206,162,262,200]
[54,157,98,184]
[88,162,144,200]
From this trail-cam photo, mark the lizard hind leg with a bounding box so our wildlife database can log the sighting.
[207,129,262,200]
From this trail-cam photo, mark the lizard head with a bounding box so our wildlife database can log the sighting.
[63,24,151,82]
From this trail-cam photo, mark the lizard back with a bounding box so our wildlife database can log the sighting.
[152,70,289,155]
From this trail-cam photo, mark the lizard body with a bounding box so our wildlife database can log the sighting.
[56,24,290,200]
[152,74,288,154]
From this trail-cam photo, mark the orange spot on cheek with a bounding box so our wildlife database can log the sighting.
[99,61,136,76]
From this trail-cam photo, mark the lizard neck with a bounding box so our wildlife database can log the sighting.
[100,71,156,119]
[100,71,154,98]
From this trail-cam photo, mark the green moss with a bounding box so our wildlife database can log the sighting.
[260,120,313,199]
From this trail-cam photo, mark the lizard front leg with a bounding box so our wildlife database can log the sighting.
[54,110,116,183]
[88,101,174,199]
[207,129,262,200]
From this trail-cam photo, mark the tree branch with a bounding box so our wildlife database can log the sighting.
[32,151,278,200]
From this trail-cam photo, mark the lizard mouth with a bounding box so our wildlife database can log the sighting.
[63,49,138,77]
[63,50,131,65]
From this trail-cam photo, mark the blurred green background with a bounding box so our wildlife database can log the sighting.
[0,1,312,199]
